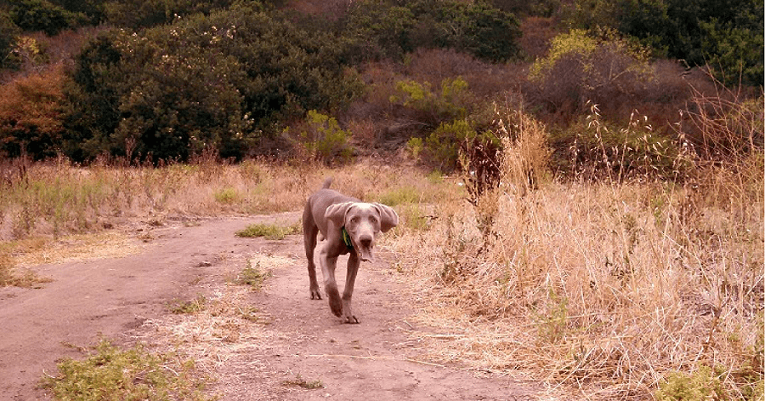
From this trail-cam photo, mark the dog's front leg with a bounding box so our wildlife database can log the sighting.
[319,250,343,317]
[341,253,360,324]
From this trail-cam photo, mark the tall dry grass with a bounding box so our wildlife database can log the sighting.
[390,97,764,399]
[0,156,451,284]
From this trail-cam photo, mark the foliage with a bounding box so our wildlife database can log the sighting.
[341,0,521,63]
[489,0,561,17]
[62,5,362,163]
[286,110,354,165]
[568,0,764,86]
[42,340,212,401]
[103,0,241,30]
[390,77,469,125]
[528,28,653,118]
[9,0,84,36]
[0,67,65,160]
[0,11,20,68]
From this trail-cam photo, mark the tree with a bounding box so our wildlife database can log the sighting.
[0,11,20,69]
[569,0,764,86]
[0,67,65,159]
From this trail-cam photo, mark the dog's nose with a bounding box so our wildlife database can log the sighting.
[359,235,373,248]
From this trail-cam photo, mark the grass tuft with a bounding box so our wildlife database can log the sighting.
[235,221,301,240]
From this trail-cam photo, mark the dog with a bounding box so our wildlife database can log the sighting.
[302,178,398,323]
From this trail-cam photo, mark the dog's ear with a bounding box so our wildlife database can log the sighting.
[373,203,398,233]
[324,202,354,229]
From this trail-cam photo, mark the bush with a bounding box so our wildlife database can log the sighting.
[341,0,521,63]
[389,76,469,127]
[62,5,363,163]
[528,28,653,120]
[9,0,83,36]
[103,0,240,30]
[0,67,65,160]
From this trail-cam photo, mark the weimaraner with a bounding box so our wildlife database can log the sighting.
[302,178,398,323]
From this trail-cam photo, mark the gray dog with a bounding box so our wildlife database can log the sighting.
[302,178,398,323]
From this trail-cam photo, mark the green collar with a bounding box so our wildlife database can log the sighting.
[341,226,353,249]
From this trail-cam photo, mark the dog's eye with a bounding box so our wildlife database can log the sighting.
[369,217,378,225]
[351,216,359,224]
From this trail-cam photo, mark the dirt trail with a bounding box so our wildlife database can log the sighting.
[0,216,541,400]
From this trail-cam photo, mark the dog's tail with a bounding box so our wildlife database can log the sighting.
[321,177,333,189]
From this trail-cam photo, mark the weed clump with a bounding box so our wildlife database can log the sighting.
[42,340,213,401]
[236,261,271,290]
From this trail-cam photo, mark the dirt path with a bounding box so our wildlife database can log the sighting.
[0,216,541,400]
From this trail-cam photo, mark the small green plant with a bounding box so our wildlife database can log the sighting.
[235,221,301,240]
[282,374,324,389]
[655,365,728,401]
[41,340,212,401]
[406,137,424,160]
[168,295,207,314]
[534,287,569,345]
[214,187,239,204]
[236,261,271,290]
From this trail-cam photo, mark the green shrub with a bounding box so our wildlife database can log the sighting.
[9,0,83,36]
[390,77,469,125]
[287,110,354,165]
[342,0,521,63]
[62,6,362,163]
[103,0,241,30]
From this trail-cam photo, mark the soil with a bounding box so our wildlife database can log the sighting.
[0,215,542,401]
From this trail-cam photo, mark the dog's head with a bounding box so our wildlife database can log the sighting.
[324,202,398,262]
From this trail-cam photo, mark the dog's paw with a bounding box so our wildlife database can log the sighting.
[343,315,360,324]
[328,297,343,317]
[310,288,322,300]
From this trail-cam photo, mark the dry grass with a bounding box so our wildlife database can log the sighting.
[389,100,764,399]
